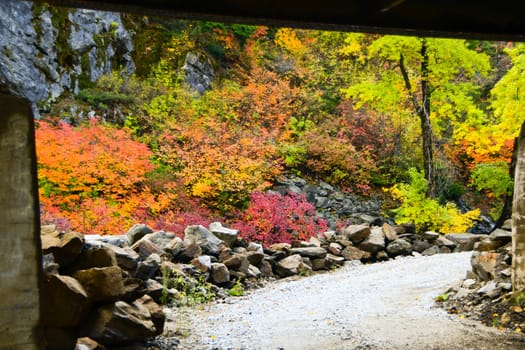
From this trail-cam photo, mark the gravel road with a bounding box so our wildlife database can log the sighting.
[170,252,525,350]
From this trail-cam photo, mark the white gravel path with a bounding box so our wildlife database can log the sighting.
[171,252,525,350]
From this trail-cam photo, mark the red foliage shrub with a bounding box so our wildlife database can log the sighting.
[231,191,327,246]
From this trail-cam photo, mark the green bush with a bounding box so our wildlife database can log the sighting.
[470,162,513,198]
[389,168,480,233]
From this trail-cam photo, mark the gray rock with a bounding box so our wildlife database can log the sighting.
[489,229,512,242]
[73,266,126,302]
[182,51,215,94]
[275,254,312,277]
[412,239,431,253]
[421,245,440,256]
[184,225,223,256]
[386,239,412,257]
[83,300,156,346]
[358,227,385,253]
[382,223,399,241]
[210,263,230,284]
[471,251,498,281]
[131,237,163,260]
[103,244,139,271]
[446,233,484,252]
[209,222,239,247]
[126,224,154,246]
[328,242,343,256]
[289,247,327,259]
[341,246,367,261]
[144,231,176,250]
[422,231,439,241]
[436,235,456,249]
[462,279,477,289]
[343,225,371,244]
[247,264,262,279]
[477,280,499,298]
[134,253,161,281]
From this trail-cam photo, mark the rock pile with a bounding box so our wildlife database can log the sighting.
[438,221,525,332]
[40,225,165,350]
[40,219,484,349]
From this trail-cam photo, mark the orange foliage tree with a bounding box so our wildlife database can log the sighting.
[36,118,200,234]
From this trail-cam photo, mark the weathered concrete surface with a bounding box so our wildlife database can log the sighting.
[0,94,42,349]
[513,121,525,293]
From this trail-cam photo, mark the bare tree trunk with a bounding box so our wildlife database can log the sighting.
[512,121,525,293]
[400,38,435,197]
[495,136,518,229]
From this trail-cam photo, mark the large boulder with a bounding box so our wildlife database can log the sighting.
[143,231,177,251]
[209,222,238,247]
[471,251,499,281]
[104,244,139,271]
[74,266,126,302]
[82,300,156,346]
[386,238,412,257]
[447,233,484,252]
[357,227,385,253]
[136,295,165,336]
[341,246,367,261]
[184,225,223,256]
[382,223,399,241]
[275,254,312,277]
[210,263,230,284]
[342,225,371,244]
[41,274,91,328]
[131,237,164,260]
[134,253,161,281]
[126,224,154,246]
[65,244,118,273]
[289,247,327,259]
[42,231,84,267]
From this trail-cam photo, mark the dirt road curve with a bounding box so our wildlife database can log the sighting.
[171,252,525,350]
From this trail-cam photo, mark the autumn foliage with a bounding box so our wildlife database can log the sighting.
[231,192,328,247]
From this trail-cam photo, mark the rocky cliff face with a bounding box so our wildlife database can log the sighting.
[0,1,135,116]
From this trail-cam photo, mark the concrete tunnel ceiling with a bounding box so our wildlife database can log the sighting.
[34,0,525,41]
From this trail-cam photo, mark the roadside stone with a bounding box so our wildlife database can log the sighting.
[275,254,312,277]
[489,229,512,243]
[121,278,148,302]
[328,242,343,256]
[75,337,105,350]
[126,224,154,246]
[422,245,440,256]
[66,244,118,273]
[259,259,273,277]
[412,239,431,253]
[83,301,156,346]
[475,238,506,252]
[471,251,498,281]
[144,279,164,304]
[74,266,126,302]
[131,237,163,260]
[422,231,440,241]
[144,231,176,250]
[289,246,327,259]
[192,255,212,273]
[447,233,484,252]
[246,250,264,266]
[105,244,139,272]
[211,263,230,284]
[209,222,238,247]
[134,253,161,281]
[136,295,165,336]
[325,253,345,265]
[41,274,91,328]
[341,246,367,261]
[247,242,264,253]
[342,225,371,244]
[43,231,84,267]
[268,243,292,252]
[386,238,412,257]
[184,225,223,256]
[436,235,456,249]
[247,264,262,279]
[376,251,389,261]
[358,227,385,253]
[382,223,399,241]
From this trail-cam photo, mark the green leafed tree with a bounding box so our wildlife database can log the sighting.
[341,34,491,197]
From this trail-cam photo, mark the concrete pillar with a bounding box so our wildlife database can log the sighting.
[0,94,42,349]
[513,121,525,293]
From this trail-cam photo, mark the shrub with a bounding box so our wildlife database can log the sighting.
[388,168,480,233]
[232,191,327,246]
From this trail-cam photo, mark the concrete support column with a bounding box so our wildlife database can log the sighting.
[513,121,525,293]
[0,94,42,349]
